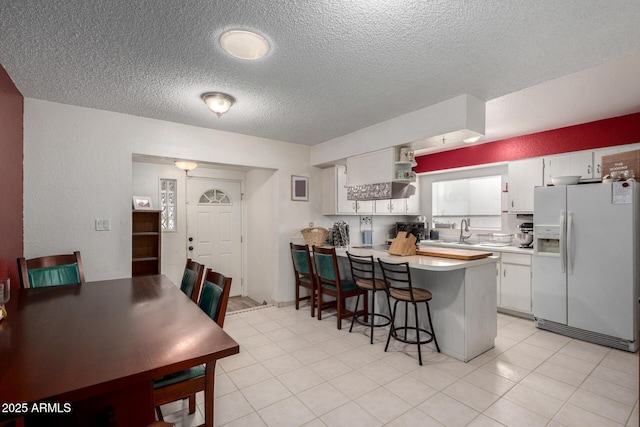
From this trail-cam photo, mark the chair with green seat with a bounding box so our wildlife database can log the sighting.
[180,258,205,303]
[290,243,317,316]
[312,245,367,330]
[153,269,232,423]
[17,251,85,288]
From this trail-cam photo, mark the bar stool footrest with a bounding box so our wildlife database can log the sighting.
[352,312,391,328]
[390,326,436,345]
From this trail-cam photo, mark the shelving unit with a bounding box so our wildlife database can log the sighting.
[132,210,161,276]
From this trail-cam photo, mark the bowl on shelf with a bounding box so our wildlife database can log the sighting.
[551,175,581,185]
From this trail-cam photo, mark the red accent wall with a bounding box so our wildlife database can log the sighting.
[0,64,24,288]
[415,113,640,173]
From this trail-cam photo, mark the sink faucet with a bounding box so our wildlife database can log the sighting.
[459,218,472,243]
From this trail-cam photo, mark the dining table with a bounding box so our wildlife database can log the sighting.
[0,274,239,427]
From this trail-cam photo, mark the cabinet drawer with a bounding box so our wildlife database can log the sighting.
[502,252,531,265]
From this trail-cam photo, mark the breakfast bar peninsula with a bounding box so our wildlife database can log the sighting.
[335,247,498,362]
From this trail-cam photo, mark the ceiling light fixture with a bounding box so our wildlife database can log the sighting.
[463,136,482,143]
[175,161,198,173]
[202,92,235,117]
[220,30,270,60]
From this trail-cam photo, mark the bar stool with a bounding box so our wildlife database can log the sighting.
[378,259,440,365]
[346,252,392,344]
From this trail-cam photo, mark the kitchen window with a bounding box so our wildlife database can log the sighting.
[432,175,502,229]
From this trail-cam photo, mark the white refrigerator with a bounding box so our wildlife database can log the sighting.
[533,182,639,351]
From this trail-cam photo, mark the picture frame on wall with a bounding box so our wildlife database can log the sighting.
[132,196,153,210]
[291,175,308,201]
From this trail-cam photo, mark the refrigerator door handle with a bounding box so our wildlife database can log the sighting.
[567,211,574,275]
[560,211,566,274]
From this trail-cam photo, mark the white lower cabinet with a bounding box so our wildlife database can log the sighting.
[499,252,532,316]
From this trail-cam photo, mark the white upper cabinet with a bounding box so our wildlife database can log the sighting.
[543,151,594,185]
[347,148,395,186]
[593,143,640,178]
[508,158,543,212]
[346,147,416,185]
[322,165,356,215]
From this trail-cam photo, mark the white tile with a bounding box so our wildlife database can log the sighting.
[591,364,638,391]
[237,333,273,349]
[385,408,444,427]
[600,349,639,376]
[332,346,378,369]
[274,335,314,353]
[497,322,537,342]
[217,349,259,372]
[212,390,255,426]
[480,358,531,383]
[483,398,550,427]
[429,359,478,378]
[329,370,379,399]
[442,379,500,412]
[510,341,556,361]
[496,348,546,371]
[215,373,238,397]
[503,383,564,418]
[297,382,351,416]
[258,396,316,427]
[221,411,268,427]
[558,339,610,364]
[547,351,598,375]
[228,363,274,389]
[627,402,639,427]
[319,401,382,427]
[580,375,638,406]
[357,359,404,386]
[309,356,353,381]
[552,403,623,427]
[384,374,438,406]
[261,353,304,376]
[262,326,296,341]
[417,392,479,427]
[534,360,588,387]
[320,337,356,355]
[466,414,507,427]
[463,368,516,396]
[522,330,572,352]
[355,386,412,424]
[568,388,633,424]
[518,372,577,401]
[247,342,288,362]
[163,406,204,427]
[278,366,325,394]
[241,377,292,410]
[291,345,332,364]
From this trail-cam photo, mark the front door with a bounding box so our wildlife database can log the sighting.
[186,177,242,297]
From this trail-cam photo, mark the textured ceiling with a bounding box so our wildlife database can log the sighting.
[1,0,639,146]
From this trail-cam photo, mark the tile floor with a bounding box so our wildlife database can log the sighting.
[159,305,639,427]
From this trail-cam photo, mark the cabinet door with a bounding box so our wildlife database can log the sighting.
[405,182,420,214]
[356,200,374,214]
[508,158,543,212]
[336,165,357,214]
[500,263,532,313]
[571,151,593,179]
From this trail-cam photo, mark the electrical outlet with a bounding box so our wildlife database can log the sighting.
[95,219,111,231]
[360,216,372,225]
[309,222,314,227]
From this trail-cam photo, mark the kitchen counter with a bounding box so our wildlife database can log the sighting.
[419,240,534,255]
[335,247,497,362]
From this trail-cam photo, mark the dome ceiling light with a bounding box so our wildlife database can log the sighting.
[220,30,270,60]
[202,92,235,118]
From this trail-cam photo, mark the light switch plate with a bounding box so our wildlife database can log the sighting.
[95,219,111,231]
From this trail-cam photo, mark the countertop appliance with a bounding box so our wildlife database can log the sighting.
[532,182,639,351]
[516,222,534,248]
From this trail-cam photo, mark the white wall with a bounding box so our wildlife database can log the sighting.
[24,99,311,305]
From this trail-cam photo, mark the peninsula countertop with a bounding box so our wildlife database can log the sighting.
[334,246,498,271]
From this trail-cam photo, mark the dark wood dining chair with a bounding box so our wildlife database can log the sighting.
[153,269,232,423]
[290,243,317,316]
[17,251,85,288]
[312,245,367,329]
[180,258,205,303]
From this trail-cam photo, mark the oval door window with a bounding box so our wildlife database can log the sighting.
[198,189,232,205]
